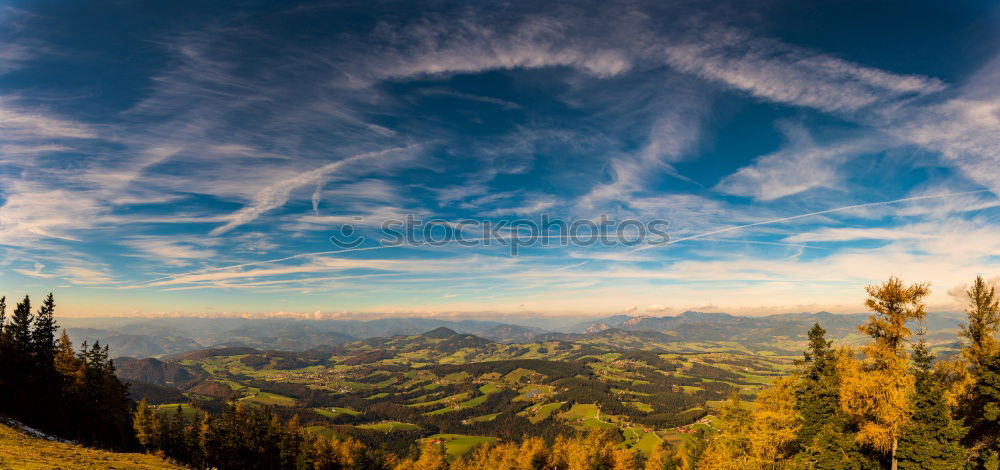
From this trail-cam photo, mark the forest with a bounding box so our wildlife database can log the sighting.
[2,275,1000,469]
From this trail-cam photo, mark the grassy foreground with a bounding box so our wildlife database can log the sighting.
[0,422,183,470]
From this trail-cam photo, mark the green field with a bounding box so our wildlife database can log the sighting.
[314,407,361,419]
[157,322,802,460]
[240,391,296,407]
[501,368,538,383]
[628,402,653,412]
[632,432,663,455]
[356,421,420,432]
[524,402,564,423]
[425,434,498,457]
[478,383,502,394]
[153,404,201,420]
[427,393,489,415]
[558,403,600,420]
[468,412,500,422]
[305,425,339,439]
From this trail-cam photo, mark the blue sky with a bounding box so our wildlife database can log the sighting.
[1,0,999,318]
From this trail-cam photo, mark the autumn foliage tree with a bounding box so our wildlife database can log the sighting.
[837,277,928,470]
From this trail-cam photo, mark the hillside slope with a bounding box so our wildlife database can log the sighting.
[0,422,183,470]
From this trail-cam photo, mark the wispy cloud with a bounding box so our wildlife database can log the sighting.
[664,27,945,113]
[209,145,420,235]
[715,122,888,200]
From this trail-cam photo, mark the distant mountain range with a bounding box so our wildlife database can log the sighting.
[61,310,967,359]
[569,310,966,344]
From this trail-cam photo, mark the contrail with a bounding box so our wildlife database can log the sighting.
[635,189,992,251]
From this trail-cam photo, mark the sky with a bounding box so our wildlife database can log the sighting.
[1,0,999,318]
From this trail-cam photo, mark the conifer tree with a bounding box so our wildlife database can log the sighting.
[895,337,965,469]
[797,323,838,448]
[970,354,1000,469]
[134,400,160,450]
[0,296,7,404]
[952,276,1000,466]
[8,295,33,355]
[749,376,800,465]
[612,447,643,470]
[960,276,1000,371]
[54,329,81,378]
[697,394,752,469]
[413,439,449,470]
[0,295,6,340]
[31,293,58,363]
[838,277,928,470]
[645,442,679,470]
[517,437,549,469]
[6,296,34,416]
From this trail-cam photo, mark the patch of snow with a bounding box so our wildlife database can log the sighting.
[0,416,78,444]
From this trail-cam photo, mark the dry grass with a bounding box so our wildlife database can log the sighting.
[0,422,183,470]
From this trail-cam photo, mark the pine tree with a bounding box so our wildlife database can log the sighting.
[794,327,881,469]
[953,276,1000,466]
[797,323,838,447]
[0,295,6,341]
[970,354,1000,469]
[8,295,33,355]
[895,337,965,469]
[0,296,7,404]
[960,276,1000,371]
[31,293,58,364]
[838,277,928,470]
[6,296,34,420]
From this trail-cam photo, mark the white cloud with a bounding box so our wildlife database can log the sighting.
[0,184,106,246]
[783,227,931,243]
[366,16,632,82]
[0,96,95,140]
[120,237,219,266]
[209,146,419,235]
[664,28,945,113]
[715,123,887,200]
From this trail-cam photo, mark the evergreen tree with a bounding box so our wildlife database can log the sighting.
[0,296,7,405]
[797,323,838,447]
[970,354,1000,469]
[8,295,33,356]
[0,295,6,341]
[895,337,965,469]
[794,328,885,470]
[960,276,1000,371]
[31,293,58,364]
[6,296,34,417]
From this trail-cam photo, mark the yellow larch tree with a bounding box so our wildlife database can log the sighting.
[837,276,928,470]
